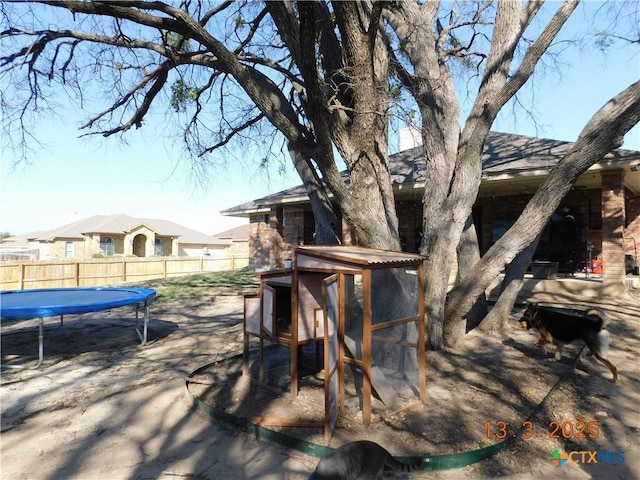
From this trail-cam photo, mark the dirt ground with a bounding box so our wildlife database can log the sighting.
[1,281,639,480]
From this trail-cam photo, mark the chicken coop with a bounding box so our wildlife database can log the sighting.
[243,246,426,439]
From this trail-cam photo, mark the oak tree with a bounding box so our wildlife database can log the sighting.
[2,1,639,349]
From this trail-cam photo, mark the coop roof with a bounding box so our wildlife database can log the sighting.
[296,246,425,267]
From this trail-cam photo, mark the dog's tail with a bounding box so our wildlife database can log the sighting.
[596,327,612,356]
[585,308,612,355]
[584,308,618,383]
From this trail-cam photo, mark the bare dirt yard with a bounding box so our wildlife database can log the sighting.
[1,271,639,479]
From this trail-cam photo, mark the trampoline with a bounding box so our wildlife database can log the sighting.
[0,287,157,369]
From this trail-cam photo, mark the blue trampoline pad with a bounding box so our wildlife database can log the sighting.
[1,287,157,320]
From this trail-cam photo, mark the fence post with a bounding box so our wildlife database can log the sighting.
[163,258,167,279]
[20,263,25,290]
[75,261,80,287]
[122,258,127,283]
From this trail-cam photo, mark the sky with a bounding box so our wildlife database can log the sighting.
[1,2,639,238]
[1,112,298,236]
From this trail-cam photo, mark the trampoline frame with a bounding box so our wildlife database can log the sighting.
[1,287,156,369]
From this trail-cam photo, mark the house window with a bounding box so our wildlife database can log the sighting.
[100,236,115,256]
[154,239,164,256]
[588,197,602,230]
[64,241,74,257]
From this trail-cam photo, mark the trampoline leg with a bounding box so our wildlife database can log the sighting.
[134,303,149,345]
[1,317,44,370]
[36,317,44,368]
[143,305,149,345]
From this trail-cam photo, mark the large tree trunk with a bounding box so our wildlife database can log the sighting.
[384,2,464,348]
[325,2,400,251]
[8,0,625,353]
[385,0,575,348]
[446,80,640,328]
[277,1,401,251]
[457,215,488,333]
[478,233,541,334]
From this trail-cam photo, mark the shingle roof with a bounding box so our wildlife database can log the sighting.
[212,224,250,240]
[221,130,640,216]
[25,214,227,245]
[0,231,45,248]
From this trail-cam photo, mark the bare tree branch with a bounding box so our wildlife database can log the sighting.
[81,62,169,136]
[199,111,265,155]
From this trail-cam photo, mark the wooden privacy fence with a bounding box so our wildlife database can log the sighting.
[0,256,249,290]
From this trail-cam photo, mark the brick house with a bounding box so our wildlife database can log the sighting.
[212,224,250,258]
[2,214,231,260]
[222,131,640,283]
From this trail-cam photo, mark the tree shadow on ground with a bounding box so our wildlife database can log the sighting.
[2,288,638,480]
[1,290,315,480]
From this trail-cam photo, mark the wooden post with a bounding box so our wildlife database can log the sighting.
[362,268,372,426]
[19,263,25,290]
[122,259,127,283]
[243,329,250,377]
[418,261,427,402]
[338,273,345,415]
[259,337,265,382]
[75,261,80,287]
[290,266,300,397]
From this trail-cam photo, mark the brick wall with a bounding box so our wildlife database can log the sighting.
[283,211,305,247]
[249,214,271,266]
[601,170,626,282]
[269,208,284,268]
[47,238,86,258]
[247,181,639,274]
[85,234,99,256]
[249,210,314,267]
[583,191,603,258]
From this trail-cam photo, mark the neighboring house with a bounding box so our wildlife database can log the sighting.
[0,232,43,261]
[212,224,250,257]
[222,130,640,283]
[1,214,230,260]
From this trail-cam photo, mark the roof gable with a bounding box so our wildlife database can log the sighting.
[23,214,226,245]
[212,224,250,240]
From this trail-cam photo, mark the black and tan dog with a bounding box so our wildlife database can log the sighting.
[519,303,618,382]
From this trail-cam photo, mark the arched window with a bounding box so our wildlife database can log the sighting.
[100,236,115,256]
[64,241,74,257]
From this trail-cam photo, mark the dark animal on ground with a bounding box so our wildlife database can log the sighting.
[309,440,423,480]
[519,303,618,382]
